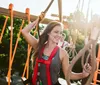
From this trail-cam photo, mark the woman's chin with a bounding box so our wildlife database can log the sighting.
[54,41,59,44]
[51,39,60,44]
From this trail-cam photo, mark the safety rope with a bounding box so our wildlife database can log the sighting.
[34,0,54,38]
[66,40,96,85]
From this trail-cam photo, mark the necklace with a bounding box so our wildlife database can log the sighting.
[42,54,49,60]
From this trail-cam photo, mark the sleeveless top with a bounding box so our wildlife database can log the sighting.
[39,48,61,85]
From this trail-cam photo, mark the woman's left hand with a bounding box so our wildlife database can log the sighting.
[82,63,92,77]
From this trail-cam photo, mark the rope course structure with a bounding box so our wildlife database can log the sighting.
[0,0,100,85]
[65,0,100,85]
[93,44,100,84]
[66,28,100,85]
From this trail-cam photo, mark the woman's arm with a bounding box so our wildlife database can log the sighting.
[62,27,100,81]
[61,49,90,80]
[70,68,90,80]
[60,49,69,79]
[21,18,39,49]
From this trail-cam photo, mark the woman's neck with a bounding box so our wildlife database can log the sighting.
[45,41,57,49]
[43,42,57,56]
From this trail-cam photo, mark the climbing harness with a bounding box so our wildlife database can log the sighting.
[32,46,59,85]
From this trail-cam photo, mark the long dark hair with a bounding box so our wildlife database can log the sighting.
[33,21,63,59]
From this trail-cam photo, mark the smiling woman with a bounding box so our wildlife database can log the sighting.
[0,0,100,85]
[20,10,97,84]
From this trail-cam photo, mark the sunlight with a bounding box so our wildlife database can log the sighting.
[62,0,78,16]
[91,0,100,15]
[46,0,100,21]
[0,0,100,21]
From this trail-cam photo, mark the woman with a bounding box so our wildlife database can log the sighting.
[21,18,91,85]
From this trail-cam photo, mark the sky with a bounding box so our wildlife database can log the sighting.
[0,0,100,20]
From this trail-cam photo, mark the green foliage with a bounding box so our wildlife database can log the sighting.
[0,15,28,76]
[0,15,45,76]
[75,35,84,52]
[63,29,69,41]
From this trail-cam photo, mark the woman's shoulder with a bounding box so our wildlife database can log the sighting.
[59,47,67,53]
[59,47,69,61]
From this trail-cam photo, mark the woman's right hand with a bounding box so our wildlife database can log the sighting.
[21,18,39,49]
[39,12,45,21]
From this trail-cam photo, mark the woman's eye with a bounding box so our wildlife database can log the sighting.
[54,31,63,35]
[54,31,59,33]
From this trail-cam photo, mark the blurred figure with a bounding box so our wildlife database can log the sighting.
[58,33,71,49]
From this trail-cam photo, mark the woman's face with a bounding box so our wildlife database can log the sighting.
[48,25,63,43]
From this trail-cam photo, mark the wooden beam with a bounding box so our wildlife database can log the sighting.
[58,0,62,22]
[51,14,67,19]
[0,7,52,24]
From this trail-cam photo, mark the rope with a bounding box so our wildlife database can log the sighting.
[85,41,97,85]
[34,0,54,38]
[81,48,91,73]
[43,0,54,14]
[66,40,97,85]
